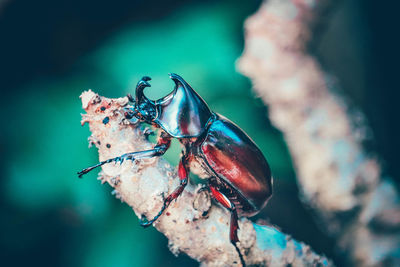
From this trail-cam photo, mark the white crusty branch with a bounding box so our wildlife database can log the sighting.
[238,0,400,266]
[79,90,331,267]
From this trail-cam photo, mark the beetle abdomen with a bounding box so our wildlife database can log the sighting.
[200,114,272,216]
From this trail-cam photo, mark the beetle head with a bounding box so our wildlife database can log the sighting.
[127,74,212,138]
[129,76,158,123]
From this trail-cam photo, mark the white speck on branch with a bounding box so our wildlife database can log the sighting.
[79,90,331,267]
[237,0,400,266]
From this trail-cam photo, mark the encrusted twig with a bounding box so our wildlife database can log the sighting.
[237,0,400,265]
[79,90,331,267]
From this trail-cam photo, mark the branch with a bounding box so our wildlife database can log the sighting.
[237,0,400,265]
[79,90,331,267]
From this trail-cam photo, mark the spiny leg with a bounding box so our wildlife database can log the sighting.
[77,133,171,178]
[140,153,190,227]
[209,185,246,267]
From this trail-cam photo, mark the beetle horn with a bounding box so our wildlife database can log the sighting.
[135,76,152,105]
[168,73,186,89]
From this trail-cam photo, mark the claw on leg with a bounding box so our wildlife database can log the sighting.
[78,134,171,178]
[209,185,246,267]
[139,177,188,228]
[77,157,115,178]
[139,154,189,227]
[77,154,134,178]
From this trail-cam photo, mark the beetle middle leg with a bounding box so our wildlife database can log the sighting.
[209,185,246,267]
[140,154,190,227]
[77,133,171,178]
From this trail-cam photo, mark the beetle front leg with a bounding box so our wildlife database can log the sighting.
[77,133,171,178]
[140,154,190,227]
[209,185,246,267]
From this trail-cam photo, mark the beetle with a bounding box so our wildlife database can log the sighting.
[78,73,272,266]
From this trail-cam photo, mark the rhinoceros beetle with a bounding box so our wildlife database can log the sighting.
[78,74,272,266]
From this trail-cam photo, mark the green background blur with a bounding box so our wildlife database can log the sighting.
[0,0,398,266]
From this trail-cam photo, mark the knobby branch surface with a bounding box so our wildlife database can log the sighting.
[79,90,331,267]
[237,0,400,266]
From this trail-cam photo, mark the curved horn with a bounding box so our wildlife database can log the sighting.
[135,76,152,105]
[168,73,185,89]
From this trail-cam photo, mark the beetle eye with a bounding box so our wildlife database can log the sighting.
[137,102,157,122]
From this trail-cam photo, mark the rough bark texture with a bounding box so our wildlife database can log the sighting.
[79,90,331,267]
[237,0,400,266]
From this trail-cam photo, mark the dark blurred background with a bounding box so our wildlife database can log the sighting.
[0,0,398,266]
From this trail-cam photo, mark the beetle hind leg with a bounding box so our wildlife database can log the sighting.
[209,185,246,267]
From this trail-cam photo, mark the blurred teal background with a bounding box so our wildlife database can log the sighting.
[0,0,399,266]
